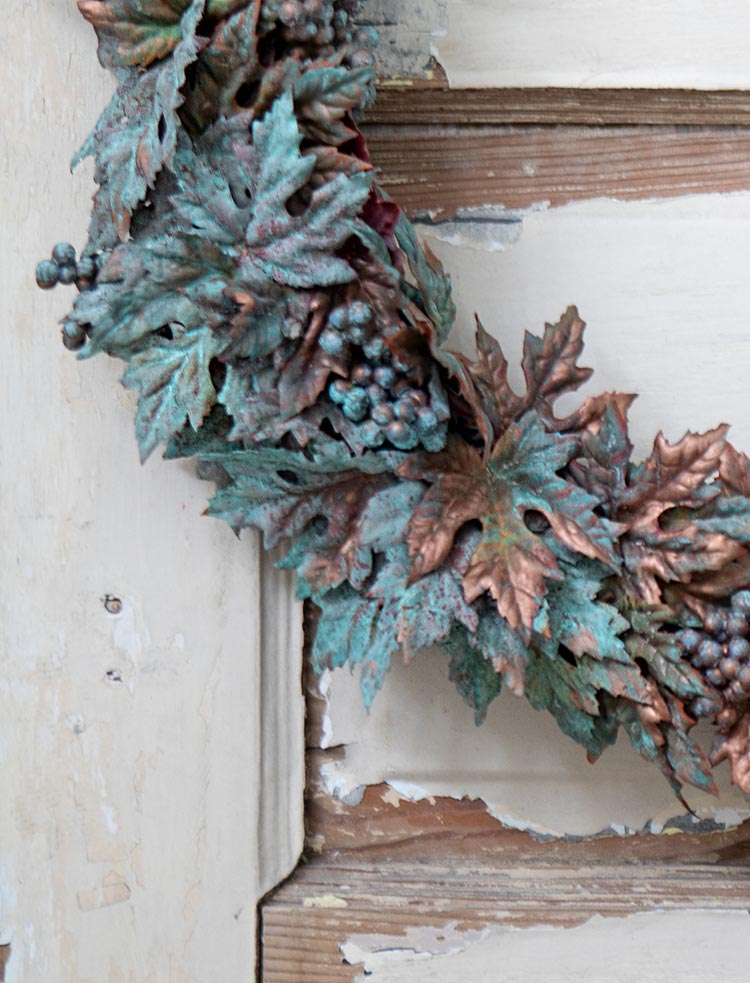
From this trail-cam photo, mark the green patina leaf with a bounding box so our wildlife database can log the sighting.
[396,214,456,345]
[203,443,400,545]
[312,533,479,708]
[444,627,504,725]
[524,652,622,758]
[240,96,373,288]
[632,635,713,702]
[74,0,206,249]
[534,557,629,665]
[165,403,234,459]
[122,325,220,461]
[72,232,234,357]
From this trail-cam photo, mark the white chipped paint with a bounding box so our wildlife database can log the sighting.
[303,894,349,909]
[342,910,750,982]
[365,0,750,89]
[324,657,750,837]
[342,922,492,968]
[361,0,447,77]
[416,207,530,253]
[1,3,304,980]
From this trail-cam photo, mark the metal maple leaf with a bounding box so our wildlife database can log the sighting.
[399,412,620,640]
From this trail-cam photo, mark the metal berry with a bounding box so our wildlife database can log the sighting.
[319,328,346,356]
[57,264,78,285]
[35,259,60,289]
[52,241,77,266]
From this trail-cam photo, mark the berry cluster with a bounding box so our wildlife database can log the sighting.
[677,590,750,718]
[322,301,447,451]
[258,0,376,63]
[35,242,96,293]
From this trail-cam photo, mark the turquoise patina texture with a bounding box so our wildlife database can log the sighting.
[37,0,750,799]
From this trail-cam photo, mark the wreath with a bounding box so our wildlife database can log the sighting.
[36,0,750,802]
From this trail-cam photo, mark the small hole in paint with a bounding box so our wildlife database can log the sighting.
[103,595,123,615]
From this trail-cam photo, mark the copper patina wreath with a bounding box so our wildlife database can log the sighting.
[37,0,750,800]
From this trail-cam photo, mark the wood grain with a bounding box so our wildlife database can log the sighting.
[363,124,750,215]
[262,859,750,982]
[372,82,750,127]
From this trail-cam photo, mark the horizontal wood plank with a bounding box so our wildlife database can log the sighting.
[372,83,750,127]
[362,124,750,215]
[262,859,750,982]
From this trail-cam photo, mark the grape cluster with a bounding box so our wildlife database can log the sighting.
[35,242,96,293]
[677,590,750,718]
[322,301,447,452]
[258,0,376,63]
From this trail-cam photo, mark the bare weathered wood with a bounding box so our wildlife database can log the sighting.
[305,746,750,864]
[262,858,750,982]
[362,124,750,215]
[372,82,750,126]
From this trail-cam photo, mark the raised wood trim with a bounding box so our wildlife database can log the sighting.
[372,82,750,127]
[362,124,750,215]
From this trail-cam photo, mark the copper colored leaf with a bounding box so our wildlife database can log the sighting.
[619,425,733,602]
[277,309,347,419]
[78,0,198,68]
[294,64,376,146]
[719,443,750,498]
[400,412,619,639]
[711,713,750,792]
[457,306,597,443]
[521,306,592,414]
[465,316,523,445]
[568,397,634,516]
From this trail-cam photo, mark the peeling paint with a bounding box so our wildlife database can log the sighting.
[342,922,491,969]
[303,894,349,909]
[414,205,547,254]
[77,873,131,913]
[360,0,447,78]
[321,654,750,838]
[341,910,750,982]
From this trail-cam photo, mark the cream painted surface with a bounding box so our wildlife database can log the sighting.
[364,0,750,88]
[341,910,750,982]
[1,4,303,982]
[324,193,750,835]
[438,2,750,88]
